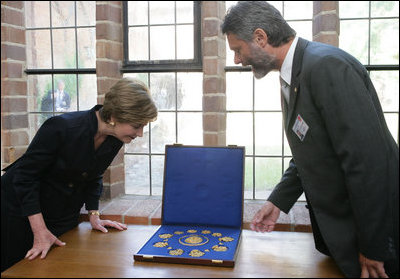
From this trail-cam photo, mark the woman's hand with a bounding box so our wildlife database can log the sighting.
[26,213,66,260]
[359,253,388,278]
[88,211,127,233]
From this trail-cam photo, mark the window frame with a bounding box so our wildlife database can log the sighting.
[24,1,97,139]
[121,1,203,73]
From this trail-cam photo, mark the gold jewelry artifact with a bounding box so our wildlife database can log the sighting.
[179,235,209,246]
[159,233,173,239]
[153,241,169,247]
[187,229,197,233]
[212,232,222,237]
[201,230,211,234]
[169,249,184,256]
[174,231,184,235]
[219,236,234,242]
[189,249,205,257]
[212,245,228,252]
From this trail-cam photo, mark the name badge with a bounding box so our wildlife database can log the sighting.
[292,114,309,141]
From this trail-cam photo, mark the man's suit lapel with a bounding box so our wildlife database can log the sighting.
[285,38,309,131]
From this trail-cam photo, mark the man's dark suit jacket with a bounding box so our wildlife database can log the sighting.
[1,105,123,235]
[268,38,399,277]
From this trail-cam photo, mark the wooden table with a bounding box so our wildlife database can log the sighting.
[1,222,343,278]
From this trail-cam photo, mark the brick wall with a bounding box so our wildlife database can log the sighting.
[313,1,340,46]
[1,1,28,170]
[202,1,226,146]
[96,1,125,199]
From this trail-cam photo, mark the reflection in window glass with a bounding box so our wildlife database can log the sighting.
[26,1,97,144]
[149,1,175,24]
[25,1,50,28]
[26,30,52,69]
[77,28,96,68]
[129,27,149,61]
[78,74,97,110]
[52,29,76,69]
[150,73,176,110]
[226,72,253,110]
[254,71,281,111]
[151,112,176,153]
[51,1,75,27]
[177,1,193,23]
[244,157,254,199]
[177,73,202,110]
[370,71,399,112]
[125,125,150,154]
[371,1,399,17]
[255,158,282,199]
[339,20,369,64]
[227,112,253,155]
[178,112,202,145]
[289,21,312,41]
[150,26,175,60]
[128,1,148,25]
[370,19,399,65]
[177,25,194,59]
[151,155,165,196]
[255,112,282,156]
[339,1,369,19]
[127,1,196,63]
[384,113,399,143]
[28,74,52,112]
[284,1,312,20]
[53,74,76,112]
[125,155,150,195]
[77,1,96,26]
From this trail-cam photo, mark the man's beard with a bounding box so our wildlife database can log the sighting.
[246,43,278,79]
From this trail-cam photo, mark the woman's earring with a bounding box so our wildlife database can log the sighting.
[109,121,115,126]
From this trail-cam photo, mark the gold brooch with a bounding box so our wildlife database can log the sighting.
[219,236,234,242]
[189,249,205,257]
[212,245,228,252]
[159,233,173,239]
[169,249,184,256]
[153,242,168,247]
[179,235,209,246]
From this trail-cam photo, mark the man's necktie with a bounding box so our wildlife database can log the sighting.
[280,77,290,124]
[280,77,290,105]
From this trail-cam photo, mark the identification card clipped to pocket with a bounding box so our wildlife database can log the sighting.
[292,114,309,141]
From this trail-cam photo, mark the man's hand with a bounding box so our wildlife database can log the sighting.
[250,201,280,232]
[359,253,388,278]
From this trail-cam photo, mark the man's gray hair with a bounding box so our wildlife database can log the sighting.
[221,1,296,47]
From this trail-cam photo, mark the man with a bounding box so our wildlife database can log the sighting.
[222,1,398,278]
[41,80,71,112]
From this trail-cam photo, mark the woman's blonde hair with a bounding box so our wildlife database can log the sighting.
[100,78,157,125]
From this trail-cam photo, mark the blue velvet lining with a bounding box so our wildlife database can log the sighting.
[162,146,245,228]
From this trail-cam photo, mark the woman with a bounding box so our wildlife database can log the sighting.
[1,78,158,272]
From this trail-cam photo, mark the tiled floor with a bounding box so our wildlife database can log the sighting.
[80,195,312,232]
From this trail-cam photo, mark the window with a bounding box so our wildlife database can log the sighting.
[225,1,313,200]
[122,1,202,72]
[122,1,203,195]
[25,1,97,138]
[339,1,399,143]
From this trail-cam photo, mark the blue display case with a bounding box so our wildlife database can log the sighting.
[134,145,245,267]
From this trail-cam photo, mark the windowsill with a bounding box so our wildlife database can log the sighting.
[80,195,312,232]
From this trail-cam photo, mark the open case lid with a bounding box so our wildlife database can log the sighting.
[162,145,245,229]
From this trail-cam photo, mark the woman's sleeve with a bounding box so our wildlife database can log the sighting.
[12,117,66,216]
